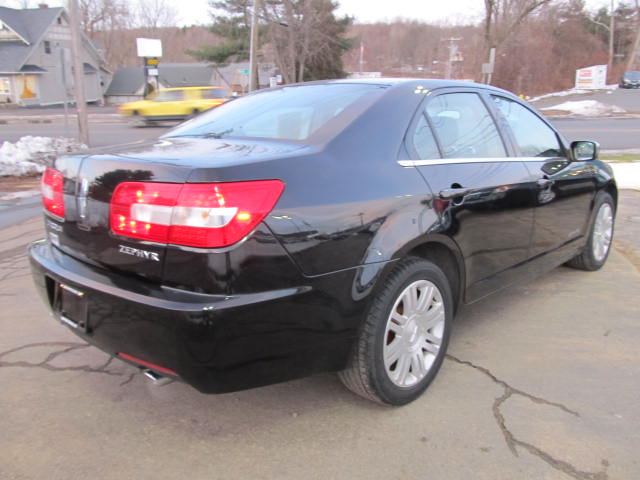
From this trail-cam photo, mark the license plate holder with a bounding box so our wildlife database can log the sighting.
[53,282,89,332]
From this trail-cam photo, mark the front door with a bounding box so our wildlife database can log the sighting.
[404,90,536,302]
[489,95,596,260]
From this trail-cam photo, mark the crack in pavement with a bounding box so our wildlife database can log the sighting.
[0,341,126,378]
[447,355,609,480]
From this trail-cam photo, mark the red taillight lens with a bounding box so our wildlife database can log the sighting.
[110,180,284,248]
[41,167,65,218]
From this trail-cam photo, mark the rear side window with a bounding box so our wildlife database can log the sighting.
[411,114,440,159]
[492,96,562,157]
[166,84,386,142]
[153,90,184,102]
[425,93,506,158]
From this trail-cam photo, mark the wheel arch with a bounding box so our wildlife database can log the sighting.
[603,180,618,211]
[404,237,465,314]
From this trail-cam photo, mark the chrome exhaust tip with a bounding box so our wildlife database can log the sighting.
[142,369,173,386]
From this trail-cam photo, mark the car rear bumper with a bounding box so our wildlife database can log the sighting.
[29,240,356,393]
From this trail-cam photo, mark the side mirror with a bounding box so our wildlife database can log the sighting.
[571,140,599,161]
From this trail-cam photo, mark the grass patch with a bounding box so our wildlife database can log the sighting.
[600,154,640,163]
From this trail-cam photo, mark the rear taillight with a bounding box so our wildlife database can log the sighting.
[41,167,65,218]
[110,180,284,248]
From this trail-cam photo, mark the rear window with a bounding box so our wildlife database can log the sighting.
[164,84,386,142]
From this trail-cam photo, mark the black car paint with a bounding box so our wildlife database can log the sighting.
[29,79,617,394]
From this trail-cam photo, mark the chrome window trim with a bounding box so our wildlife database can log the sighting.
[398,157,556,167]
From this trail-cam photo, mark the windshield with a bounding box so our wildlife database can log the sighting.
[163,83,386,143]
[624,71,640,79]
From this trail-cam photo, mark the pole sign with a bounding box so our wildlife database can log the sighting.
[136,38,162,58]
[575,65,607,89]
[144,57,159,77]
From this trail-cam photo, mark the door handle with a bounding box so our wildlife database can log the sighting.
[439,187,474,200]
[537,178,554,189]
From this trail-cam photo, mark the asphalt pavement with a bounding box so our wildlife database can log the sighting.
[0,188,639,479]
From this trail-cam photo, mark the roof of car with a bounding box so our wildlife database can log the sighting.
[296,77,511,94]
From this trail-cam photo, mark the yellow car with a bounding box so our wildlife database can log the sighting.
[118,86,230,125]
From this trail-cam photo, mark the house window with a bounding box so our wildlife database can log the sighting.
[16,76,38,100]
[57,17,62,25]
[0,77,10,95]
[44,41,51,54]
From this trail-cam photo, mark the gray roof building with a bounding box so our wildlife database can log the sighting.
[105,62,277,104]
[0,5,110,105]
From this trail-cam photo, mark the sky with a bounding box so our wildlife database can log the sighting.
[1,0,617,26]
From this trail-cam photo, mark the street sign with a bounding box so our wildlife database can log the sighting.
[238,68,250,75]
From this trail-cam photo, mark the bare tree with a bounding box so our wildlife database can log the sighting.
[79,0,130,35]
[262,0,351,83]
[625,0,640,71]
[134,0,181,31]
[482,0,553,79]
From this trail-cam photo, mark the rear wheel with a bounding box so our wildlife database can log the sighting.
[339,257,453,405]
[566,192,615,271]
[129,111,146,127]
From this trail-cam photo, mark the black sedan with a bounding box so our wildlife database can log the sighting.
[30,79,616,405]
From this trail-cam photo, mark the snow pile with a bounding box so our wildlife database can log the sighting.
[541,100,625,116]
[608,162,640,190]
[0,136,86,176]
[529,84,618,102]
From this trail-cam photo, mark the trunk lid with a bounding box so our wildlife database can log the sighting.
[49,137,305,281]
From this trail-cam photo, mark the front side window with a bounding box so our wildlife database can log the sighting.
[492,96,562,158]
[425,93,506,158]
[200,88,229,99]
[165,84,385,142]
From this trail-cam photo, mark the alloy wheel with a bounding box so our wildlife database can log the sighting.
[383,280,446,388]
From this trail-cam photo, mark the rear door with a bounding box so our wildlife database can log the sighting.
[489,95,596,259]
[404,89,535,302]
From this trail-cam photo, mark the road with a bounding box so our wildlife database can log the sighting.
[1,192,638,479]
[549,117,640,151]
[532,86,640,111]
[0,121,168,148]
[1,108,640,150]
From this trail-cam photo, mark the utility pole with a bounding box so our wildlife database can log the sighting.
[248,0,261,92]
[443,37,462,79]
[626,0,640,71]
[608,0,615,76]
[68,0,89,146]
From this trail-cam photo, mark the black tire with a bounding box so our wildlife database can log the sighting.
[129,111,145,128]
[566,192,615,271]
[339,257,453,405]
